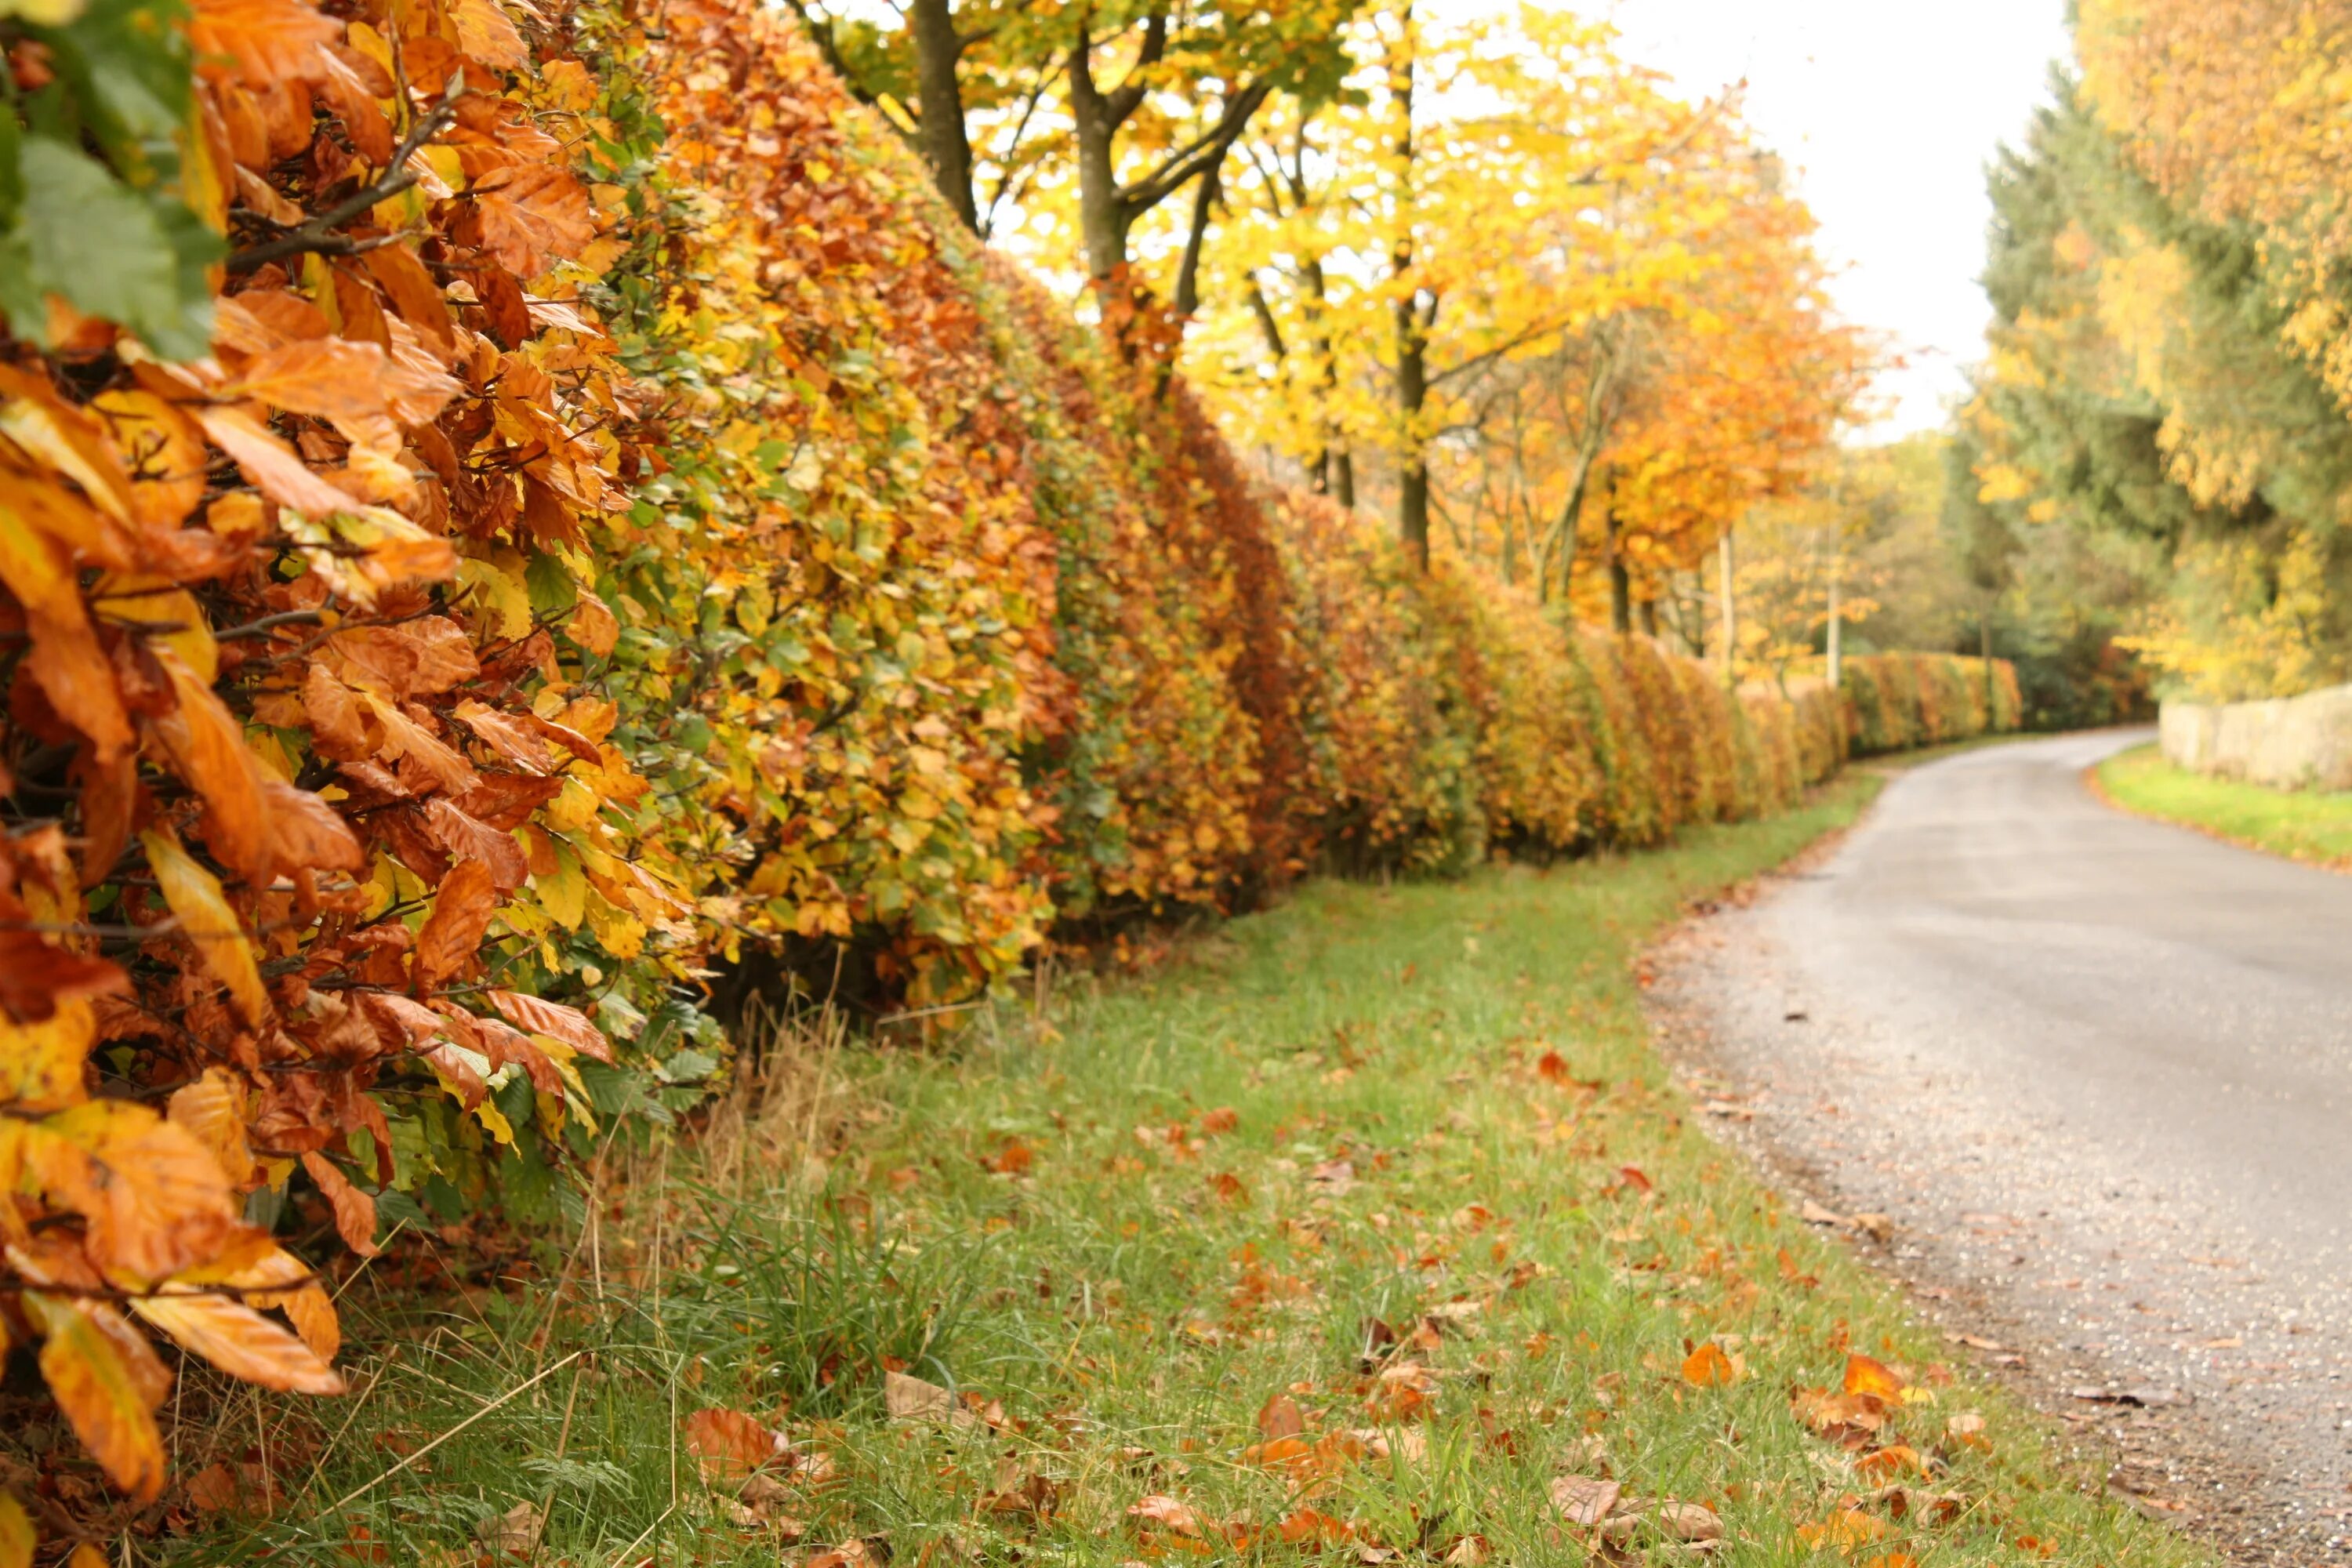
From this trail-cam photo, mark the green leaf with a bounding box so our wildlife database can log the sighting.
[525,550,580,616]
[0,136,215,358]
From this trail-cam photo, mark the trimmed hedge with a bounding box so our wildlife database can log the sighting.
[1837,655,2024,757]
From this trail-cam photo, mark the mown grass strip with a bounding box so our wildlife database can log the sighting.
[2095,742,2352,869]
[166,774,2205,1567]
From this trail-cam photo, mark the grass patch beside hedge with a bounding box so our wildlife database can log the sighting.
[2095,743,2352,868]
[171,775,2199,1568]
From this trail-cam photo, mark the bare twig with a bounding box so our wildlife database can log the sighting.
[227,89,461,276]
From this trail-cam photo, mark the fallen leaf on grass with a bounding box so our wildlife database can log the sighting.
[1873,1486,1962,1524]
[1655,1502,1725,1544]
[980,1140,1033,1175]
[183,1461,242,1515]
[1791,1387,1890,1444]
[684,1407,782,1481]
[886,1370,982,1428]
[804,1536,890,1568]
[1681,1341,1743,1387]
[1210,1172,1249,1203]
[474,1501,543,1559]
[1801,1200,1846,1227]
[1843,1354,1905,1399]
[1946,1411,1990,1451]
[1551,1475,1621,1527]
[1127,1496,1205,1537]
[1855,1445,1925,1480]
[1439,1533,1490,1564]
[1797,1508,1891,1548]
[1258,1392,1306,1439]
[1278,1508,1353,1546]
[980,1469,1058,1519]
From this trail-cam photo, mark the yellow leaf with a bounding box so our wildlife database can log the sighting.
[0,997,93,1112]
[26,1293,167,1502]
[141,828,270,1026]
[0,1490,31,1568]
[167,1068,255,1186]
[535,837,586,928]
[457,554,535,639]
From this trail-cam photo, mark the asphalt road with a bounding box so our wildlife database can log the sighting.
[1657,730,2352,1563]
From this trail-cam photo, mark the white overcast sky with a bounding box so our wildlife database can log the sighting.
[1439,0,2074,435]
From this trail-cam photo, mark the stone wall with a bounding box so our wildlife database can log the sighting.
[2159,683,2352,790]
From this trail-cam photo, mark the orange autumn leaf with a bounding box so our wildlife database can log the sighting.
[1797,1508,1893,1548]
[299,1151,379,1258]
[1856,1444,1924,1480]
[129,1291,344,1394]
[683,1407,779,1482]
[1277,1508,1352,1546]
[1257,1392,1306,1439]
[187,0,340,85]
[470,165,597,278]
[224,339,401,424]
[1126,1496,1204,1537]
[412,859,500,989]
[980,1139,1033,1175]
[485,989,612,1061]
[1843,1353,1906,1400]
[1681,1341,1740,1387]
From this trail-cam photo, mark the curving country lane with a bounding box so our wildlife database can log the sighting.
[1657,730,2352,1564]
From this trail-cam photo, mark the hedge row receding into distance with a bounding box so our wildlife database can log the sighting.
[0,0,2020,1536]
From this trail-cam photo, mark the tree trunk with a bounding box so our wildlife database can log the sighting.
[1638,596,1658,638]
[1334,450,1355,508]
[1606,506,1631,633]
[909,0,978,231]
[1717,530,1737,685]
[1826,568,1842,688]
[1173,164,1218,319]
[1068,37,1129,280]
[1304,256,1344,499]
[1981,601,1994,713]
[1387,3,1428,572]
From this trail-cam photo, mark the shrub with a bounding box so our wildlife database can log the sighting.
[1838,655,2024,757]
[0,0,691,1530]
[1271,495,1485,873]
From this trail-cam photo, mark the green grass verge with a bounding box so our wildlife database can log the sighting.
[162,773,2205,1568]
[2096,742,2352,869]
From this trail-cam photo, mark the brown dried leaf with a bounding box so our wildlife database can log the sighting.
[1551,1475,1621,1528]
[412,858,499,989]
[485,988,610,1060]
[299,1150,379,1258]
